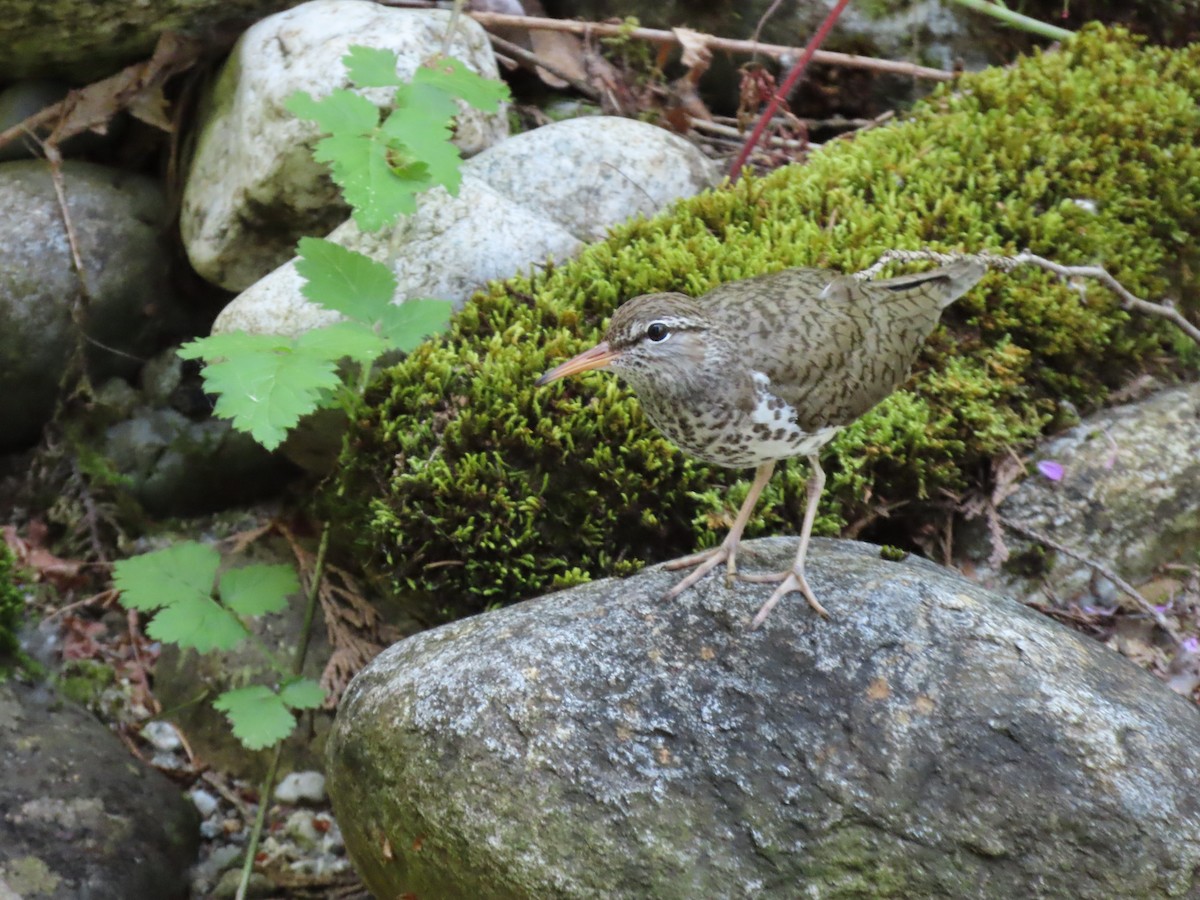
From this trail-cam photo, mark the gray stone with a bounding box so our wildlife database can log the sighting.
[275,770,327,804]
[0,681,199,899]
[181,0,508,291]
[0,160,173,451]
[0,0,294,83]
[328,537,1200,899]
[961,381,1200,605]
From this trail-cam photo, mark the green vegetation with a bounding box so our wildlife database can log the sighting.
[0,542,23,668]
[330,26,1200,619]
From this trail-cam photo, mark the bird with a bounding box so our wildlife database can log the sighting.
[536,259,987,627]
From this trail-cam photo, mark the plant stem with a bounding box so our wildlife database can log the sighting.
[235,743,283,900]
[729,0,851,179]
[235,521,331,900]
[948,0,1073,41]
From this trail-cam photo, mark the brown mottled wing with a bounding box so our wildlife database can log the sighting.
[702,262,985,430]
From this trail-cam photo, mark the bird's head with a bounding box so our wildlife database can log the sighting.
[536,293,721,394]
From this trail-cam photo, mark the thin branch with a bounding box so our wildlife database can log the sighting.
[728,0,850,179]
[855,248,1200,347]
[997,514,1181,644]
[466,12,953,82]
[484,31,601,101]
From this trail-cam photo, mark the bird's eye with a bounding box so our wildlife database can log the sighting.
[646,322,671,342]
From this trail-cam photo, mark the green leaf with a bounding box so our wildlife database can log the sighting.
[219,564,299,617]
[414,57,509,112]
[377,299,454,352]
[179,332,291,362]
[313,132,426,230]
[381,84,462,194]
[198,340,342,449]
[214,685,296,750]
[295,237,397,320]
[113,542,220,613]
[296,321,390,366]
[148,597,247,653]
[279,678,325,710]
[344,46,404,88]
[286,88,379,135]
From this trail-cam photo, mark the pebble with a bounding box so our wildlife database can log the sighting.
[274,770,326,804]
[189,788,220,818]
[141,719,182,752]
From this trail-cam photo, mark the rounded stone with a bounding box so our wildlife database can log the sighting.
[328,537,1200,898]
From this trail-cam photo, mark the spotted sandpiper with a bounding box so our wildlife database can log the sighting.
[537,260,986,627]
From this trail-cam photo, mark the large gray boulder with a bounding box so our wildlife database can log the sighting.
[0,160,175,451]
[327,537,1200,898]
[0,681,199,898]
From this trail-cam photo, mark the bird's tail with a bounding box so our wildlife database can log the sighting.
[873,259,988,309]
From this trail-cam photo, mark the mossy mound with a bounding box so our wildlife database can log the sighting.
[330,26,1200,621]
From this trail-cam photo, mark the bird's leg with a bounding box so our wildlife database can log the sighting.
[741,454,831,626]
[662,461,775,600]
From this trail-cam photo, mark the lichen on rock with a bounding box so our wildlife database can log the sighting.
[328,26,1200,620]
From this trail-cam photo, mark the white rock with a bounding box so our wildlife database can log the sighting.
[465,115,721,242]
[212,117,719,338]
[181,0,508,291]
[188,788,220,818]
[275,770,327,804]
[141,719,182,752]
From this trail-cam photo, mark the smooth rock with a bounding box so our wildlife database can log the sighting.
[0,160,175,451]
[328,537,1200,898]
[275,770,327,804]
[181,0,508,291]
[0,680,199,898]
[212,116,719,338]
[960,381,1200,604]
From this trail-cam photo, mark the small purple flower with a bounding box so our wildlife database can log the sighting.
[1036,460,1065,481]
[1183,636,1200,654]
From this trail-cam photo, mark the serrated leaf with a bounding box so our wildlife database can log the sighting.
[314,132,425,230]
[113,542,220,613]
[296,237,396,320]
[148,595,247,653]
[414,57,509,112]
[214,685,296,750]
[286,88,379,135]
[381,85,462,194]
[296,322,390,366]
[389,80,459,131]
[178,331,291,362]
[377,299,453,352]
[344,46,404,88]
[219,564,299,617]
[279,678,325,710]
[200,343,342,450]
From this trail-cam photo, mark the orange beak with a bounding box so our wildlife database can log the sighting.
[536,341,619,386]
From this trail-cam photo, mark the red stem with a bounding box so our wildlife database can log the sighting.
[728,0,853,180]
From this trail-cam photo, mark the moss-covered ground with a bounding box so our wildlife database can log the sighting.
[328,26,1200,621]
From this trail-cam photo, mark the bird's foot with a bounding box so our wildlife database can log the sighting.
[741,567,830,628]
[662,543,739,600]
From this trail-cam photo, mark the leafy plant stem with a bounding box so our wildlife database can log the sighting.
[235,521,330,900]
[947,0,1073,40]
[235,742,283,900]
[293,522,330,677]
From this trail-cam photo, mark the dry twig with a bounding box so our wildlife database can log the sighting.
[466,11,953,82]
[998,514,1180,643]
[857,248,1200,347]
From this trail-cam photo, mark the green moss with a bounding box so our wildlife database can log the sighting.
[0,542,23,668]
[328,26,1200,620]
[56,658,117,708]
